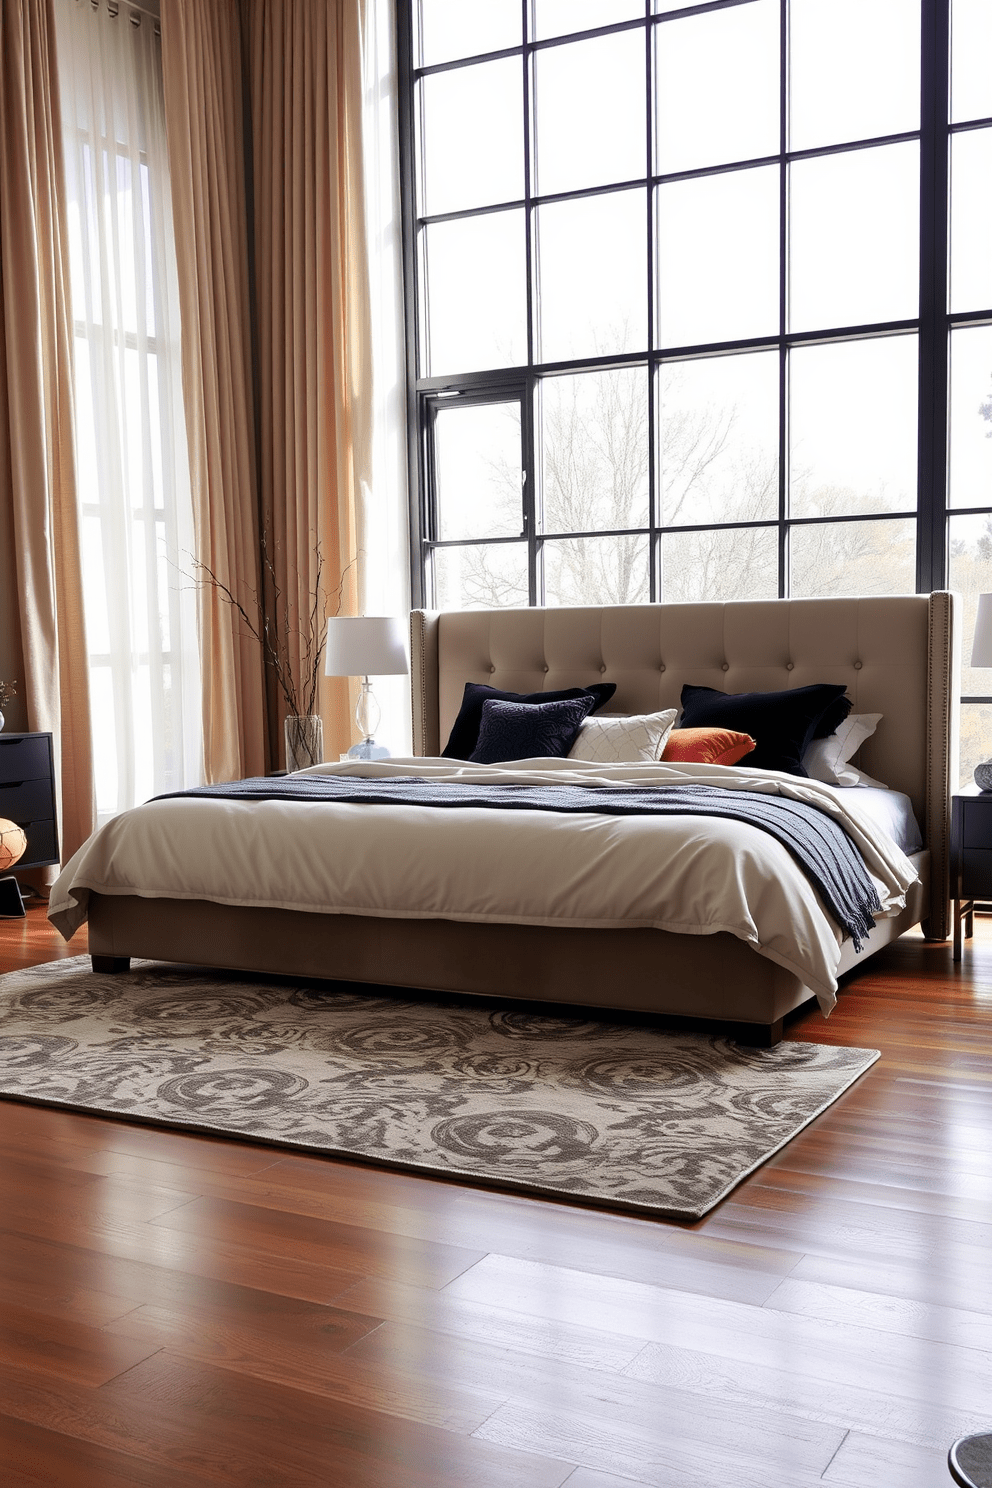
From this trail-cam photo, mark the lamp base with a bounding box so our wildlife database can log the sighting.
[347,739,390,761]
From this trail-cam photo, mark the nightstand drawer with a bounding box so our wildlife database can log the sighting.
[961,849,992,899]
[17,818,58,868]
[0,778,56,825]
[962,798,992,847]
[0,735,51,785]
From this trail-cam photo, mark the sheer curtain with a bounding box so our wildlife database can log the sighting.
[55,0,200,821]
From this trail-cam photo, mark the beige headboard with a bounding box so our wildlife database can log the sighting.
[410,595,959,939]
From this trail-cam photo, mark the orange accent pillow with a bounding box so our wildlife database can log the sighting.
[661,727,757,767]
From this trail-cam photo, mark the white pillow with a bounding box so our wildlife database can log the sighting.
[803,712,883,787]
[568,708,678,763]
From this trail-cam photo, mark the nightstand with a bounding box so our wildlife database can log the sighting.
[951,788,992,960]
[0,732,60,872]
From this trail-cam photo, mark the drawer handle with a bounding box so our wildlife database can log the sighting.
[0,739,21,746]
[3,781,24,788]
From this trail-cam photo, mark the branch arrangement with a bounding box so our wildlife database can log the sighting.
[183,536,357,722]
[0,680,16,709]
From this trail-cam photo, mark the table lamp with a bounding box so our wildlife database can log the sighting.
[325,616,408,760]
[971,593,992,791]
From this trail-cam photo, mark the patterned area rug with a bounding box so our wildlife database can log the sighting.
[0,957,879,1219]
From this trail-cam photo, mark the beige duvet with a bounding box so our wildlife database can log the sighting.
[48,756,918,1014]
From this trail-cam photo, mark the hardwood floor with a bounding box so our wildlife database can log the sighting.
[1,906,990,1486]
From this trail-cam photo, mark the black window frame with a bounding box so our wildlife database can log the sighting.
[397,0,991,725]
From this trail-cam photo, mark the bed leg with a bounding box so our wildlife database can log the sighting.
[733,1017,784,1049]
[91,955,130,974]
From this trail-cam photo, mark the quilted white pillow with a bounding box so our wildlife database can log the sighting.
[803,712,883,787]
[568,708,678,763]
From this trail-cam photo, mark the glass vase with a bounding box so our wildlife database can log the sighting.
[284,715,323,773]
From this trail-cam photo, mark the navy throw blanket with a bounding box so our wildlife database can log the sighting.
[155,775,882,951]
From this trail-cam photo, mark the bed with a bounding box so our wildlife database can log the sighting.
[50,594,959,1046]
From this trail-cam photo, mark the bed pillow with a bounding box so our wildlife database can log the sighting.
[678,682,851,777]
[442,680,616,760]
[803,712,883,787]
[661,726,757,767]
[469,695,597,765]
[568,708,678,763]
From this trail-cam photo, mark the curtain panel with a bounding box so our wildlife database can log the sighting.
[161,0,374,775]
[0,0,95,861]
[159,0,267,782]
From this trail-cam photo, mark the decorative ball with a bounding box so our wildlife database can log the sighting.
[0,818,27,873]
[976,760,992,793]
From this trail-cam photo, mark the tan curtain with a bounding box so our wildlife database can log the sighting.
[247,0,372,763]
[160,0,268,781]
[0,0,94,861]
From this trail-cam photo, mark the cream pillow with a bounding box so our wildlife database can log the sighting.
[568,708,678,763]
[803,712,883,787]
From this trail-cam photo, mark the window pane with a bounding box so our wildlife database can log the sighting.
[543,535,649,606]
[419,0,521,66]
[790,337,918,518]
[949,325,992,509]
[659,351,778,525]
[656,166,779,347]
[655,0,779,175]
[789,143,919,332]
[951,0,992,124]
[660,526,778,602]
[537,188,647,362]
[540,368,648,534]
[534,30,645,197]
[433,542,529,610]
[950,128,992,314]
[435,402,522,541]
[423,211,527,375]
[419,61,522,216]
[789,0,920,151]
[948,514,992,697]
[960,705,992,792]
[534,1,643,40]
[790,519,916,596]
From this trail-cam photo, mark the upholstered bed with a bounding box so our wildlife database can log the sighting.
[53,594,959,1046]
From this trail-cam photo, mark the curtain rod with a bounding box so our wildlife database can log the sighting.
[89,0,162,29]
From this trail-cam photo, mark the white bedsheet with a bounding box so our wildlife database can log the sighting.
[48,756,919,1015]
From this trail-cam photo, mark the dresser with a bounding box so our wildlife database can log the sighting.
[0,732,60,871]
[951,788,992,961]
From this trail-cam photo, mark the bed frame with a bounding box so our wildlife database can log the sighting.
[88,594,959,1045]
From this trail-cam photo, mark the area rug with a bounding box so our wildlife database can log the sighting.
[0,957,879,1219]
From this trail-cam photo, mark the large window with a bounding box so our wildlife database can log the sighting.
[399,1,992,777]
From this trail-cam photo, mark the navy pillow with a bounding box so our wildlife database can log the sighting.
[469,696,596,765]
[678,683,851,777]
[442,680,616,760]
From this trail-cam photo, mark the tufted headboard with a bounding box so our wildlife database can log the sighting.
[411,595,960,939]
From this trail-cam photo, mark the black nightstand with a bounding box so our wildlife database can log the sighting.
[0,732,59,870]
[951,788,992,961]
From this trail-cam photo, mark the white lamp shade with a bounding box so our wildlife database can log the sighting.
[324,616,409,677]
[972,594,992,668]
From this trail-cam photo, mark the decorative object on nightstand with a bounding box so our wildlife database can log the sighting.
[0,678,15,733]
[971,593,992,791]
[0,732,58,918]
[284,715,323,774]
[949,1432,992,1487]
[324,616,409,760]
[0,817,27,917]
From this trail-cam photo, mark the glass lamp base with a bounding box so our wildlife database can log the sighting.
[347,739,390,761]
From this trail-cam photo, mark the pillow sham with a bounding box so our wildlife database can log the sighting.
[442,680,616,760]
[568,708,678,763]
[661,726,757,767]
[678,682,851,777]
[469,695,597,765]
[803,712,882,787]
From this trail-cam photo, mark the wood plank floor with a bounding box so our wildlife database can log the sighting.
[1,906,990,1486]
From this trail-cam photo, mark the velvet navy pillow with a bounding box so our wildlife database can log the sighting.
[678,683,851,777]
[469,695,596,765]
[442,680,616,760]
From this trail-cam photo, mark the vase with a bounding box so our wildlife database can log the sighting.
[0,710,4,732]
[284,715,323,773]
